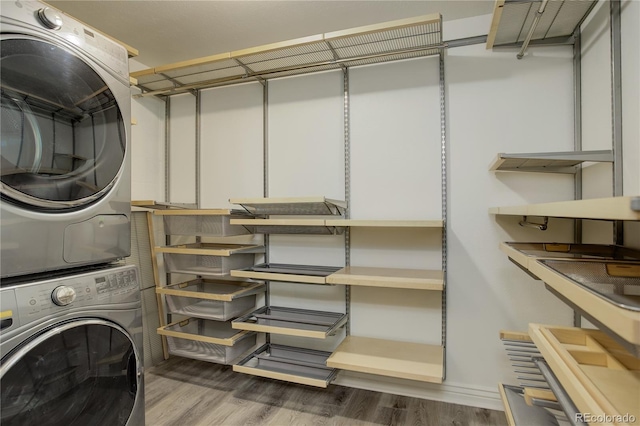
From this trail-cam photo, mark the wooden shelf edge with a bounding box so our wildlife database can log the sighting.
[528,260,640,346]
[230,269,328,285]
[231,322,329,339]
[232,364,329,388]
[325,219,443,228]
[326,266,444,290]
[327,336,443,383]
[489,196,640,221]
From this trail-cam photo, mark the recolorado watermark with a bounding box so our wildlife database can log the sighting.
[575,413,637,424]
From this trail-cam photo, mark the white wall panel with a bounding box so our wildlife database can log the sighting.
[168,93,196,204]
[446,43,575,394]
[130,93,165,201]
[200,83,264,208]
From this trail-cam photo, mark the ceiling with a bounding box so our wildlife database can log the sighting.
[47,1,494,69]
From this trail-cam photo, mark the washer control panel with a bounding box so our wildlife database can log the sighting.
[0,265,139,331]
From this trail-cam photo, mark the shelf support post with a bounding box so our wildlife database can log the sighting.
[573,27,583,327]
[439,49,448,381]
[263,80,271,334]
[165,96,171,203]
[343,66,351,336]
[610,0,624,245]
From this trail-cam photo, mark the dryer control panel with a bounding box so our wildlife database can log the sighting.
[0,1,129,79]
[0,264,139,333]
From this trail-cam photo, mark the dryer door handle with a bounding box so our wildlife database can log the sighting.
[126,351,139,396]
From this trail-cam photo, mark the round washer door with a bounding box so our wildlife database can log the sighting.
[0,319,141,426]
[0,36,126,210]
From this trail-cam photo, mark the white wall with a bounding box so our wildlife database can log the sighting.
[132,5,639,412]
[130,59,166,201]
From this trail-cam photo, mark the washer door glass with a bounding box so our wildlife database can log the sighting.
[0,37,125,209]
[0,320,140,426]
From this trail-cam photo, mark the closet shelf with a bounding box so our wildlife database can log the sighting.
[131,14,442,97]
[500,242,640,270]
[489,196,640,221]
[230,196,346,216]
[229,218,345,235]
[487,0,597,49]
[326,266,444,290]
[155,242,265,256]
[156,279,265,321]
[324,219,443,228]
[529,324,640,424]
[153,208,251,216]
[232,306,347,339]
[157,318,257,365]
[489,150,613,174]
[131,200,197,210]
[326,336,443,383]
[233,344,338,388]
[529,259,640,351]
[231,263,342,285]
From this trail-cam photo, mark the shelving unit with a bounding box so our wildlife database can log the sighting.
[133,11,448,391]
[529,324,640,424]
[486,0,597,55]
[229,197,346,386]
[142,207,266,365]
[130,15,442,97]
[489,150,613,174]
[489,196,640,221]
[228,197,447,385]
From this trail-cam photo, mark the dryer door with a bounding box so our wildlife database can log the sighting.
[0,36,126,210]
[0,319,142,426]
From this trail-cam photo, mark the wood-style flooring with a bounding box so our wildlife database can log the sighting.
[145,357,507,426]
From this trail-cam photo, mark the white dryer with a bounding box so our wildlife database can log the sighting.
[0,1,132,278]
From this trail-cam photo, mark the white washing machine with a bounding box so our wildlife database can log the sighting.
[0,1,132,278]
[0,264,144,426]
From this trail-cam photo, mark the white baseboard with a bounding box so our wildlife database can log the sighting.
[334,371,505,412]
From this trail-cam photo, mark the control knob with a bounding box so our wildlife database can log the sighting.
[52,286,76,306]
[36,7,63,30]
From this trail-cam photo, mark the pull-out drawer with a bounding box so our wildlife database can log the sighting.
[158,318,257,365]
[501,243,640,270]
[231,263,342,284]
[158,243,264,276]
[233,344,338,388]
[529,324,640,426]
[157,279,265,321]
[157,209,253,237]
[232,306,347,339]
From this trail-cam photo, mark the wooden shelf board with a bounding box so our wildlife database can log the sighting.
[131,14,441,97]
[153,209,246,216]
[232,364,330,388]
[155,243,264,256]
[230,269,327,284]
[489,196,640,221]
[156,279,264,302]
[325,219,443,228]
[489,150,613,173]
[230,218,328,226]
[326,266,443,290]
[326,336,443,383]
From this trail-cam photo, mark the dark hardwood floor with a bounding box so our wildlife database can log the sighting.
[144,357,507,426]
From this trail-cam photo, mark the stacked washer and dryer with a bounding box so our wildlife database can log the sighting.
[0,2,144,425]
